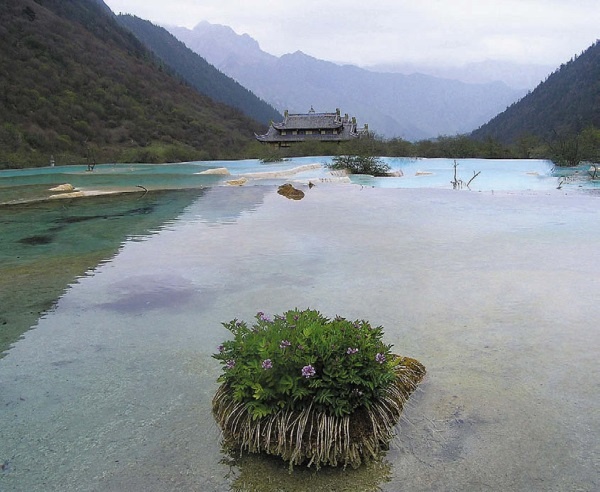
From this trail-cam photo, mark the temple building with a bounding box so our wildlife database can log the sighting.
[255,107,368,147]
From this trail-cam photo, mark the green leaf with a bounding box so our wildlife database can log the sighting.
[251,382,264,400]
[276,374,295,394]
[303,326,313,338]
[246,401,271,420]
[292,386,310,400]
[314,388,334,405]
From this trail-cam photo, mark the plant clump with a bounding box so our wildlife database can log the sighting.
[212,308,425,469]
[327,154,391,176]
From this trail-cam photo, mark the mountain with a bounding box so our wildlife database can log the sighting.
[0,0,261,167]
[472,40,600,144]
[168,21,276,70]
[166,22,526,141]
[116,15,281,126]
[364,60,554,91]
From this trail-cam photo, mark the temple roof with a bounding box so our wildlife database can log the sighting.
[255,126,358,143]
[273,112,344,131]
[255,108,366,143]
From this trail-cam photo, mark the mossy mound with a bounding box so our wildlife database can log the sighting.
[213,356,425,469]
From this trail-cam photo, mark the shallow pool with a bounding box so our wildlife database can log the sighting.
[1,157,597,205]
[0,164,599,491]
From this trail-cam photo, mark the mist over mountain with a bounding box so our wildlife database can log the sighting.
[167,22,526,141]
[364,60,554,91]
[168,21,277,70]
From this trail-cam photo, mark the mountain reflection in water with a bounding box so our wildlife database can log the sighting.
[0,186,268,356]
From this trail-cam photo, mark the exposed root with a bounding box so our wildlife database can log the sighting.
[213,356,425,469]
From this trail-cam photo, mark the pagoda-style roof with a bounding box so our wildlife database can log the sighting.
[256,108,367,145]
[273,112,344,131]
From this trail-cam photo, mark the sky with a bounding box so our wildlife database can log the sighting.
[103,0,600,68]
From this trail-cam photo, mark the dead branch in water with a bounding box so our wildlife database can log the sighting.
[466,171,481,189]
[136,185,148,198]
[451,160,480,190]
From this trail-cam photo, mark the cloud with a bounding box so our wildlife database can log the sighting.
[104,0,600,67]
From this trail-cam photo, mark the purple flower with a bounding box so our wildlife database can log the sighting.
[280,340,291,349]
[259,313,272,322]
[346,347,359,355]
[225,359,236,369]
[302,365,316,378]
[262,359,273,370]
[217,344,225,353]
[375,353,386,364]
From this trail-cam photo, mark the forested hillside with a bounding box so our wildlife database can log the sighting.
[117,15,281,126]
[472,40,600,144]
[0,0,262,168]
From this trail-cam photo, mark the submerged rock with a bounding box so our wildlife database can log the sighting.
[198,167,230,175]
[18,234,54,245]
[49,191,86,199]
[277,183,305,200]
[226,177,248,186]
[49,183,75,192]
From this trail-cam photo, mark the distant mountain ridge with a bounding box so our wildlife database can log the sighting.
[364,60,554,91]
[117,15,281,125]
[167,22,527,140]
[472,40,600,143]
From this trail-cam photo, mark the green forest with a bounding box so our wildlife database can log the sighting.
[0,0,265,168]
[247,127,600,168]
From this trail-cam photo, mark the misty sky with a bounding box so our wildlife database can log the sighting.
[103,0,599,68]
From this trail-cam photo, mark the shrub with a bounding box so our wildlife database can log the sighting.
[327,154,391,176]
[212,308,425,468]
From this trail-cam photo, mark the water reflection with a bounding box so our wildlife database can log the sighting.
[0,189,205,356]
[221,452,392,492]
[0,182,598,491]
[0,185,271,356]
[98,274,200,313]
[183,185,268,225]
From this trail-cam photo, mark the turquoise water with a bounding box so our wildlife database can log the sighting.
[0,189,207,357]
[0,160,599,491]
[0,157,332,204]
[1,157,596,205]
[353,157,584,191]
